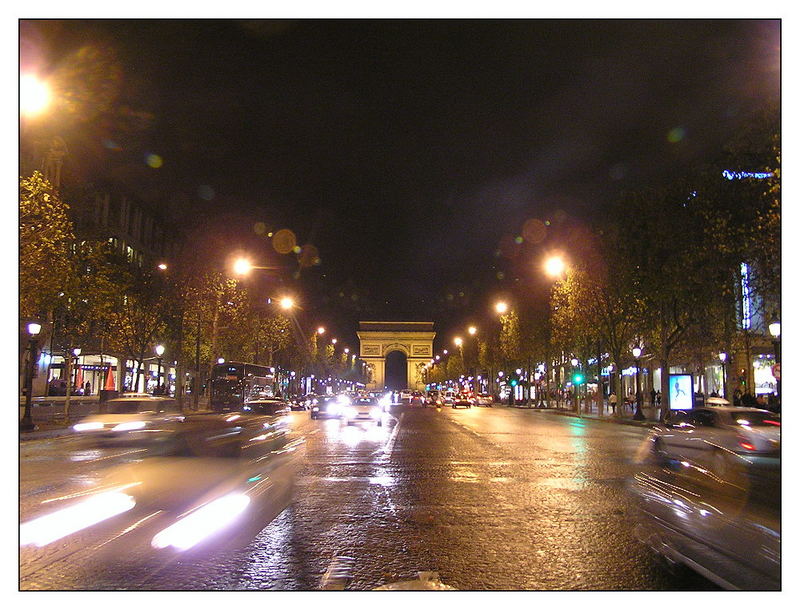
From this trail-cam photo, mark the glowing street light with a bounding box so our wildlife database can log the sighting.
[279,297,294,310]
[157,263,168,270]
[233,258,253,276]
[468,326,477,336]
[454,337,463,347]
[344,348,350,354]
[155,345,165,395]
[317,326,326,335]
[495,301,508,315]
[21,74,52,117]
[331,338,337,345]
[544,255,566,278]
[631,346,644,420]
[443,349,448,355]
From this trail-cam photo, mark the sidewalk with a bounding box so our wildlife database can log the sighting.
[499,401,661,428]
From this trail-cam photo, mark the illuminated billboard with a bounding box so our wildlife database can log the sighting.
[668,374,694,410]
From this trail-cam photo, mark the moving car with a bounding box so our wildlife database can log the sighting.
[631,438,780,589]
[72,395,184,446]
[340,396,384,426]
[399,389,413,403]
[475,393,494,406]
[452,393,474,409]
[310,395,345,420]
[409,391,426,407]
[650,405,780,478]
[442,391,457,406]
[426,390,441,406]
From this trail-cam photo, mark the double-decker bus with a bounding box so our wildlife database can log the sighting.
[210,361,276,411]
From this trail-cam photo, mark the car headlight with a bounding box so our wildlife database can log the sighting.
[112,421,147,432]
[73,422,104,432]
[312,406,319,412]
[151,493,250,551]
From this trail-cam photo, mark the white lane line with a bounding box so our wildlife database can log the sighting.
[320,554,356,590]
[382,411,404,456]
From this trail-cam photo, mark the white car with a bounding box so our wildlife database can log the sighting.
[475,393,494,406]
[650,405,780,478]
[399,389,413,403]
[341,396,384,426]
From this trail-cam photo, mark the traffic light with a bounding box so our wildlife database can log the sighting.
[572,371,584,384]
[509,377,518,387]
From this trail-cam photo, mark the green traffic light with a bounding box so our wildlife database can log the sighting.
[572,373,584,384]
[510,379,518,387]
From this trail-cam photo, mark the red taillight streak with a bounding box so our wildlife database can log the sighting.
[738,439,757,451]
[763,420,780,426]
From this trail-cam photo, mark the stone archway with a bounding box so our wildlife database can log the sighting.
[356,321,435,390]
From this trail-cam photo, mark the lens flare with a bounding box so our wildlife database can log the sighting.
[151,493,250,551]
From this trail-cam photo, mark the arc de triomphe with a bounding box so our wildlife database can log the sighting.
[356,321,435,390]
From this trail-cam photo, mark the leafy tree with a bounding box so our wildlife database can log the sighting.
[19,172,74,319]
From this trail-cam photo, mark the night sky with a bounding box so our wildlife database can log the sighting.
[19,19,780,349]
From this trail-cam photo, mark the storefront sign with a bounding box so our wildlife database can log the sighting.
[722,169,774,180]
[668,373,693,410]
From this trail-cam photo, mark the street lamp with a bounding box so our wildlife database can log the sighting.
[331,338,337,345]
[317,326,326,335]
[718,351,728,400]
[544,255,566,278]
[217,357,225,364]
[468,326,477,336]
[769,316,780,406]
[454,337,463,347]
[157,263,168,270]
[155,344,165,395]
[20,322,42,431]
[20,74,52,117]
[631,346,644,420]
[279,296,294,310]
[233,258,253,275]
[495,301,508,315]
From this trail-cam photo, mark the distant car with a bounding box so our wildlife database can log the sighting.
[409,391,426,406]
[72,395,184,446]
[442,391,457,406]
[340,396,384,426]
[452,393,473,409]
[302,394,321,410]
[310,395,345,420]
[475,393,494,406]
[286,395,307,411]
[426,390,441,406]
[399,389,413,403]
[650,406,780,479]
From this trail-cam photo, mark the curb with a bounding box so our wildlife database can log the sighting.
[20,427,75,441]
[522,407,657,428]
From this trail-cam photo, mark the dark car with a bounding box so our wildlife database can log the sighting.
[409,391,426,407]
[452,393,474,409]
[631,438,780,590]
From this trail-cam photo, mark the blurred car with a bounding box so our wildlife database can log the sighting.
[302,394,321,410]
[475,393,494,406]
[452,393,474,409]
[399,389,413,403]
[287,395,307,411]
[21,436,305,556]
[631,438,780,590]
[310,395,345,420]
[72,395,184,446]
[426,390,441,406]
[409,391,426,407]
[650,406,780,478]
[340,396,384,426]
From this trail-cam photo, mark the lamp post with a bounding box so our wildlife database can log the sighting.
[20,322,42,432]
[155,345,165,395]
[632,347,645,420]
[769,317,780,406]
[718,352,728,400]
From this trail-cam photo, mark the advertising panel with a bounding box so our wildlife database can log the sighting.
[668,373,693,410]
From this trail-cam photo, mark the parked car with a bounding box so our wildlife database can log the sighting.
[340,396,384,426]
[475,393,494,406]
[452,393,474,409]
[650,406,780,479]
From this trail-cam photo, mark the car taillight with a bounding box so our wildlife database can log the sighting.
[763,419,780,426]
[737,437,757,451]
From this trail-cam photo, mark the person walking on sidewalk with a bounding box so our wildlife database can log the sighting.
[650,387,656,407]
[609,392,617,415]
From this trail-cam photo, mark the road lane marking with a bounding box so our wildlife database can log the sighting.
[320,554,356,590]
[382,411,404,457]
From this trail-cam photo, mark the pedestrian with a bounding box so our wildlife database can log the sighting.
[84,381,91,396]
[650,387,656,406]
[733,388,742,406]
[609,392,617,415]
[656,391,661,407]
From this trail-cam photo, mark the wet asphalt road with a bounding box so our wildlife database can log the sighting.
[19,405,718,590]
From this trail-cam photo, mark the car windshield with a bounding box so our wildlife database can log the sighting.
[729,411,781,426]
